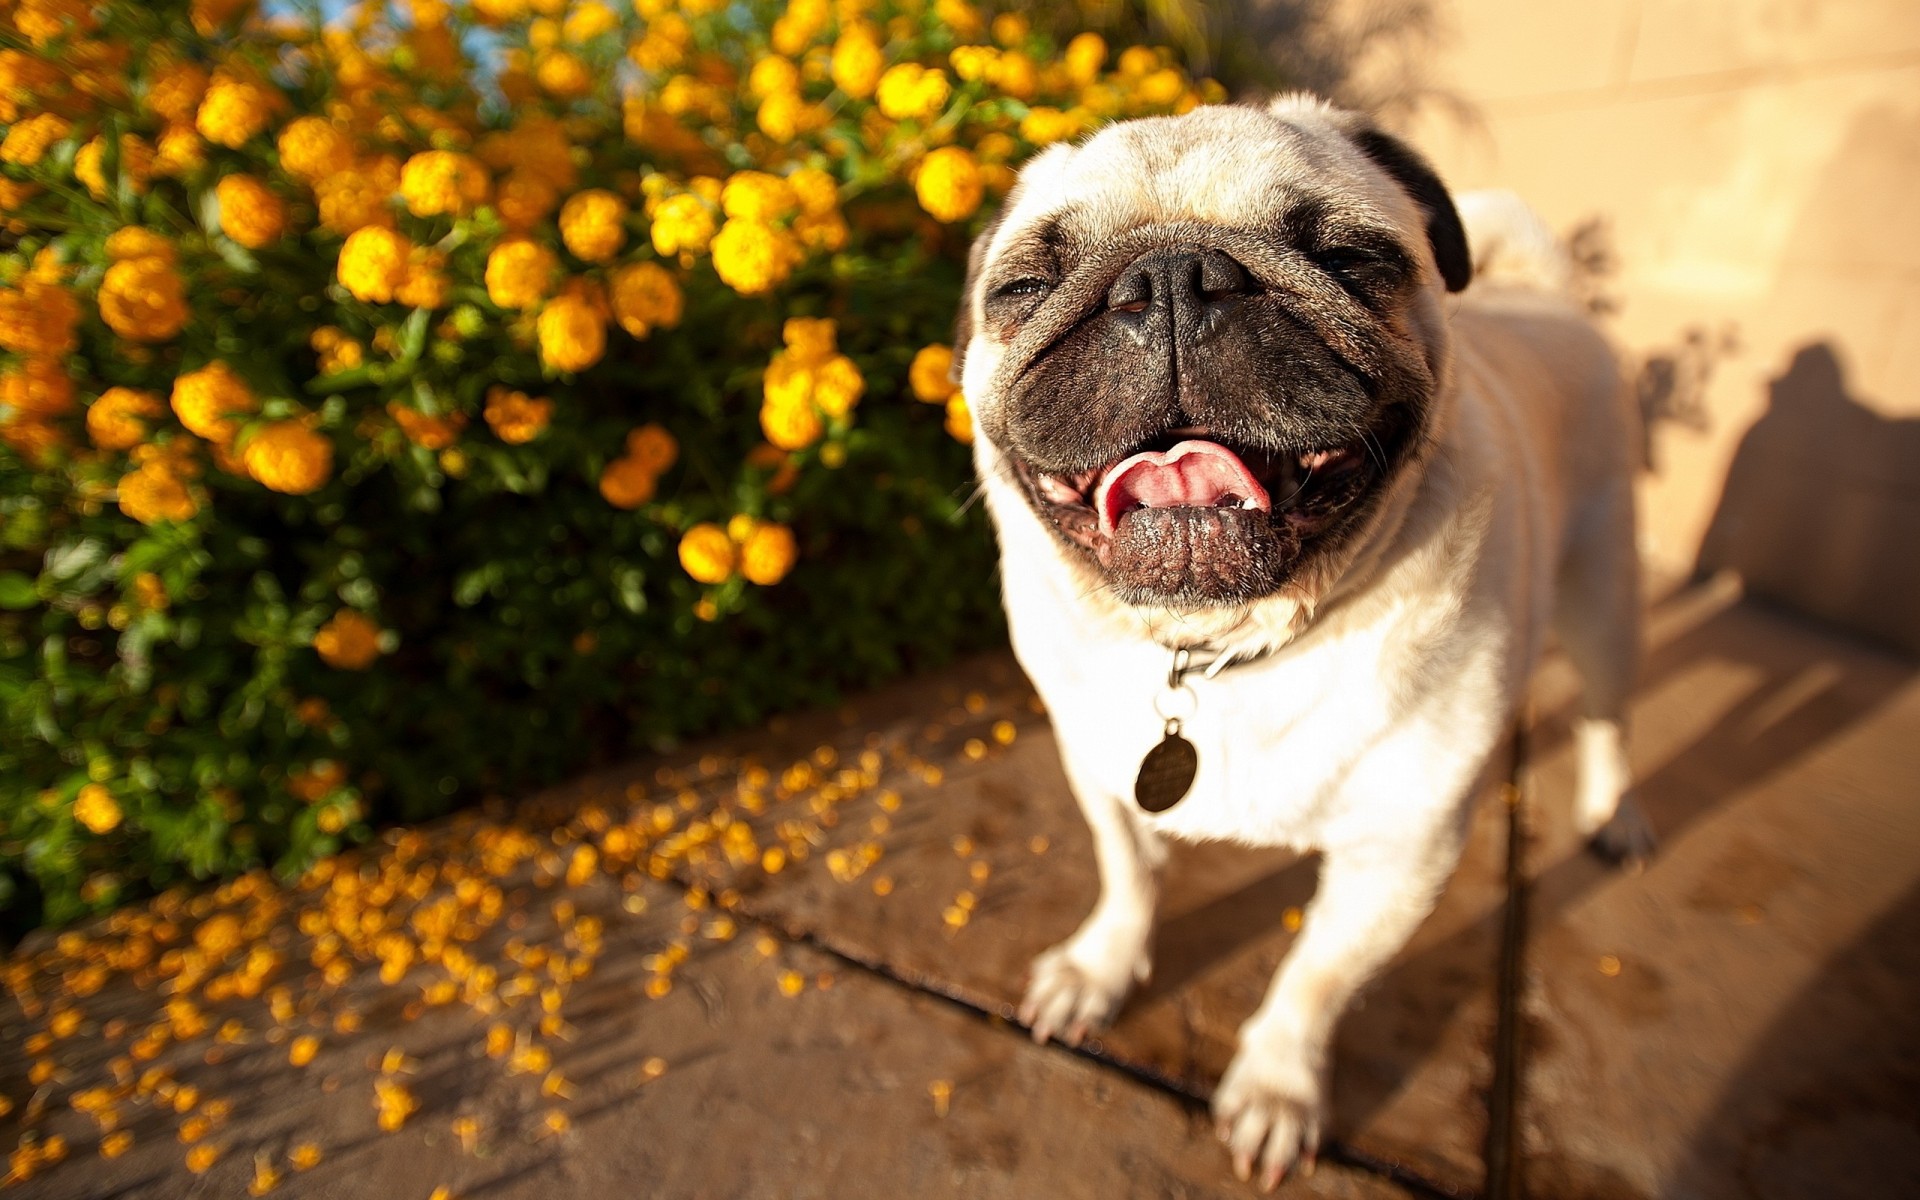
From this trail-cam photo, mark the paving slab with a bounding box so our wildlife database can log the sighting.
[681,659,1510,1197]
[0,655,1421,1200]
[1519,576,1920,1199]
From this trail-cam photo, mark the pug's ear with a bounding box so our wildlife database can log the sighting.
[949,207,1005,384]
[1335,118,1473,292]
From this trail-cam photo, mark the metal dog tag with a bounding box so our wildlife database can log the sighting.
[1135,720,1198,813]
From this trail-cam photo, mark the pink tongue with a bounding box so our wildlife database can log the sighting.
[1094,440,1271,535]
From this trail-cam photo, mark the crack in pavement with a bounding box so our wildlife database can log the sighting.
[682,885,1477,1199]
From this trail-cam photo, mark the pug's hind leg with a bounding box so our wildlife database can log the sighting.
[1554,480,1656,866]
[1019,783,1164,1047]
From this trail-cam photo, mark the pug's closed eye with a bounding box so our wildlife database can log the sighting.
[985,277,1052,323]
[1312,245,1412,294]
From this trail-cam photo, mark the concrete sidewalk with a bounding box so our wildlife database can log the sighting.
[3,579,1915,1198]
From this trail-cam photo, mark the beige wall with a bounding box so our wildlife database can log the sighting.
[1384,0,1920,651]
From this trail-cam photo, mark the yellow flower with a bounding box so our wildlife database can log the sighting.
[991,12,1029,46]
[784,321,837,361]
[609,262,683,338]
[399,150,490,217]
[215,175,288,248]
[1137,67,1187,107]
[811,355,864,417]
[277,117,354,182]
[760,395,823,450]
[1063,32,1108,86]
[0,357,73,426]
[536,49,592,97]
[1020,106,1085,146]
[152,124,207,179]
[558,189,628,262]
[316,157,401,235]
[196,68,281,149]
[721,172,797,223]
[98,255,189,343]
[118,463,198,525]
[948,45,997,83]
[748,55,800,99]
[314,610,382,670]
[946,394,973,443]
[830,25,884,99]
[909,344,958,402]
[396,254,449,309]
[788,167,838,217]
[496,171,559,232]
[598,457,657,509]
[0,274,81,358]
[710,219,802,296]
[171,363,256,445]
[243,422,333,495]
[131,572,169,610]
[147,60,209,124]
[562,0,618,40]
[756,92,815,143]
[476,114,576,190]
[74,784,123,835]
[627,424,679,473]
[0,113,70,166]
[770,0,828,56]
[485,238,558,310]
[678,524,736,584]
[388,402,467,449]
[483,387,552,444]
[933,0,982,38]
[914,147,983,223]
[337,227,413,304]
[875,63,951,122]
[537,293,606,372]
[993,51,1038,99]
[86,387,163,451]
[738,522,797,586]
[106,227,177,265]
[649,193,716,257]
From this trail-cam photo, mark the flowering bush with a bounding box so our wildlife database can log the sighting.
[0,0,1218,930]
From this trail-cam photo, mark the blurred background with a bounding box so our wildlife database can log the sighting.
[0,1,1914,1197]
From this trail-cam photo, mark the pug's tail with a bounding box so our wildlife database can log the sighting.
[1454,189,1573,295]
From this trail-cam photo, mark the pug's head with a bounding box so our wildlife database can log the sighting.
[956,96,1471,609]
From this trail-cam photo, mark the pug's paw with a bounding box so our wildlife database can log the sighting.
[1213,1034,1326,1192]
[1017,924,1150,1047]
[1586,793,1657,872]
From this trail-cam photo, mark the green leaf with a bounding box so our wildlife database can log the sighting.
[0,571,36,609]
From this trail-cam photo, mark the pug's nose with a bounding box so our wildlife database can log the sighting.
[1105,247,1253,345]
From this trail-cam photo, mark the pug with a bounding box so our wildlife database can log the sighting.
[953,95,1655,1190]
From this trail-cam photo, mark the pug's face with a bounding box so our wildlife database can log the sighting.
[957,98,1471,609]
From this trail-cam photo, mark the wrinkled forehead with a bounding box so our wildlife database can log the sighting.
[989,106,1415,259]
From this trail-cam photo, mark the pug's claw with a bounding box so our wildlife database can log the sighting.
[1213,1036,1326,1193]
[1018,930,1147,1047]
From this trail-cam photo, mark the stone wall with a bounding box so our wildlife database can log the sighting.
[1375,0,1920,651]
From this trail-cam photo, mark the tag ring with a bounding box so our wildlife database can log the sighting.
[1153,683,1198,725]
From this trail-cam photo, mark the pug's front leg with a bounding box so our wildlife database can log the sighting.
[1019,772,1165,1046]
[1215,821,1465,1190]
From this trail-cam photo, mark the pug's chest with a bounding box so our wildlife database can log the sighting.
[1037,648,1398,848]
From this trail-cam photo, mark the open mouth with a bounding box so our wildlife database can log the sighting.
[1016,422,1396,558]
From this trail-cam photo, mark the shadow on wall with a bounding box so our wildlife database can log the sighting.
[1695,343,1920,656]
